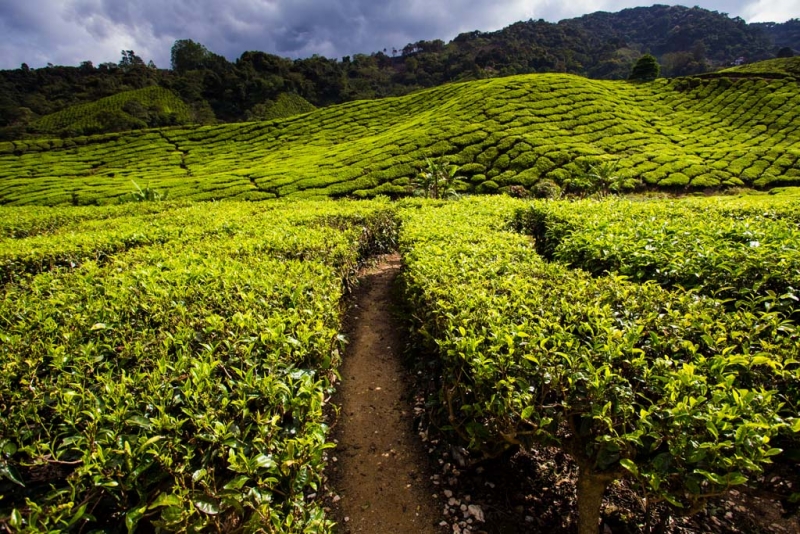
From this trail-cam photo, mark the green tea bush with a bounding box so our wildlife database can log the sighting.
[514,196,800,319]
[245,93,316,122]
[400,197,799,534]
[476,180,499,192]
[531,178,562,199]
[32,87,191,137]
[721,57,800,77]
[0,199,398,532]
[658,173,691,187]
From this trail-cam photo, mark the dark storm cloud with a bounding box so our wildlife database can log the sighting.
[0,1,794,70]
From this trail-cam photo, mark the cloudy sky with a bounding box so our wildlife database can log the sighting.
[0,1,797,70]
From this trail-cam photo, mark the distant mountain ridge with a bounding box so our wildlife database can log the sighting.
[568,5,773,60]
[0,4,797,140]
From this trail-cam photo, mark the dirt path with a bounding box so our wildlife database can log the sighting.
[330,254,439,533]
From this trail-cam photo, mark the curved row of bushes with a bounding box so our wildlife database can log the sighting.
[0,73,798,205]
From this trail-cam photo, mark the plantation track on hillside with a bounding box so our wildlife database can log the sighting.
[1,72,799,205]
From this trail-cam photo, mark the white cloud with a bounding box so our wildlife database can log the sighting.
[742,0,800,22]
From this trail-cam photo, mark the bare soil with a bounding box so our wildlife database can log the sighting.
[417,443,800,534]
[328,255,439,533]
[410,371,800,534]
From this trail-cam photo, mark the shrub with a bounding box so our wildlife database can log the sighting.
[476,180,499,192]
[402,198,799,534]
[410,157,462,199]
[459,163,487,175]
[658,173,690,187]
[505,185,530,198]
[629,54,661,81]
[531,179,562,199]
[690,174,722,188]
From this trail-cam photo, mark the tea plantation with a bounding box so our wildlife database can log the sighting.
[1,66,799,205]
[0,199,397,532]
[399,194,799,534]
[30,87,192,138]
[1,193,798,532]
[720,57,800,77]
[1,58,799,532]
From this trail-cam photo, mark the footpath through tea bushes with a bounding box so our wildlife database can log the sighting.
[1,193,798,533]
[330,255,439,533]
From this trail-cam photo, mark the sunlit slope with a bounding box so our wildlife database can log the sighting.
[31,86,192,137]
[1,73,798,204]
[721,57,800,77]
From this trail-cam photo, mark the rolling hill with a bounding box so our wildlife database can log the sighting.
[30,86,192,137]
[721,57,800,77]
[0,65,798,205]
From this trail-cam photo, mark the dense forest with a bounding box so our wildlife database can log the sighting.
[0,4,798,140]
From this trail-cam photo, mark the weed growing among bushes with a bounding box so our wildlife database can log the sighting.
[410,157,462,199]
[564,159,641,197]
[120,180,169,203]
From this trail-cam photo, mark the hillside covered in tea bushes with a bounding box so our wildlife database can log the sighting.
[721,57,800,77]
[30,87,193,137]
[0,66,799,205]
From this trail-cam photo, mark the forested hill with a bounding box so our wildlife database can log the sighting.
[1,4,798,140]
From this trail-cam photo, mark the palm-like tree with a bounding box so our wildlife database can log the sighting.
[412,157,460,199]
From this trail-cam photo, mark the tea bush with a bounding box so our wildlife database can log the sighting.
[513,196,800,318]
[0,199,398,532]
[32,87,192,137]
[399,197,799,534]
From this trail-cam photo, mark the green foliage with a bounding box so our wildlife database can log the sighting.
[0,71,799,205]
[628,54,660,81]
[119,180,169,203]
[504,185,530,198]
[0,193,798,534]
[721,56,800,77]
[659,173,691,187]
[410,157,461,199]
[564,158,642,197]
[514,196,800,318]
[531,178,562,199]
[246,93,317,122]
[0,199,398,532]
[476,180,499,193]
[31,87,192,137]
[171,39,216,73]
[1,4,795,141]
[399,196,799,532]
